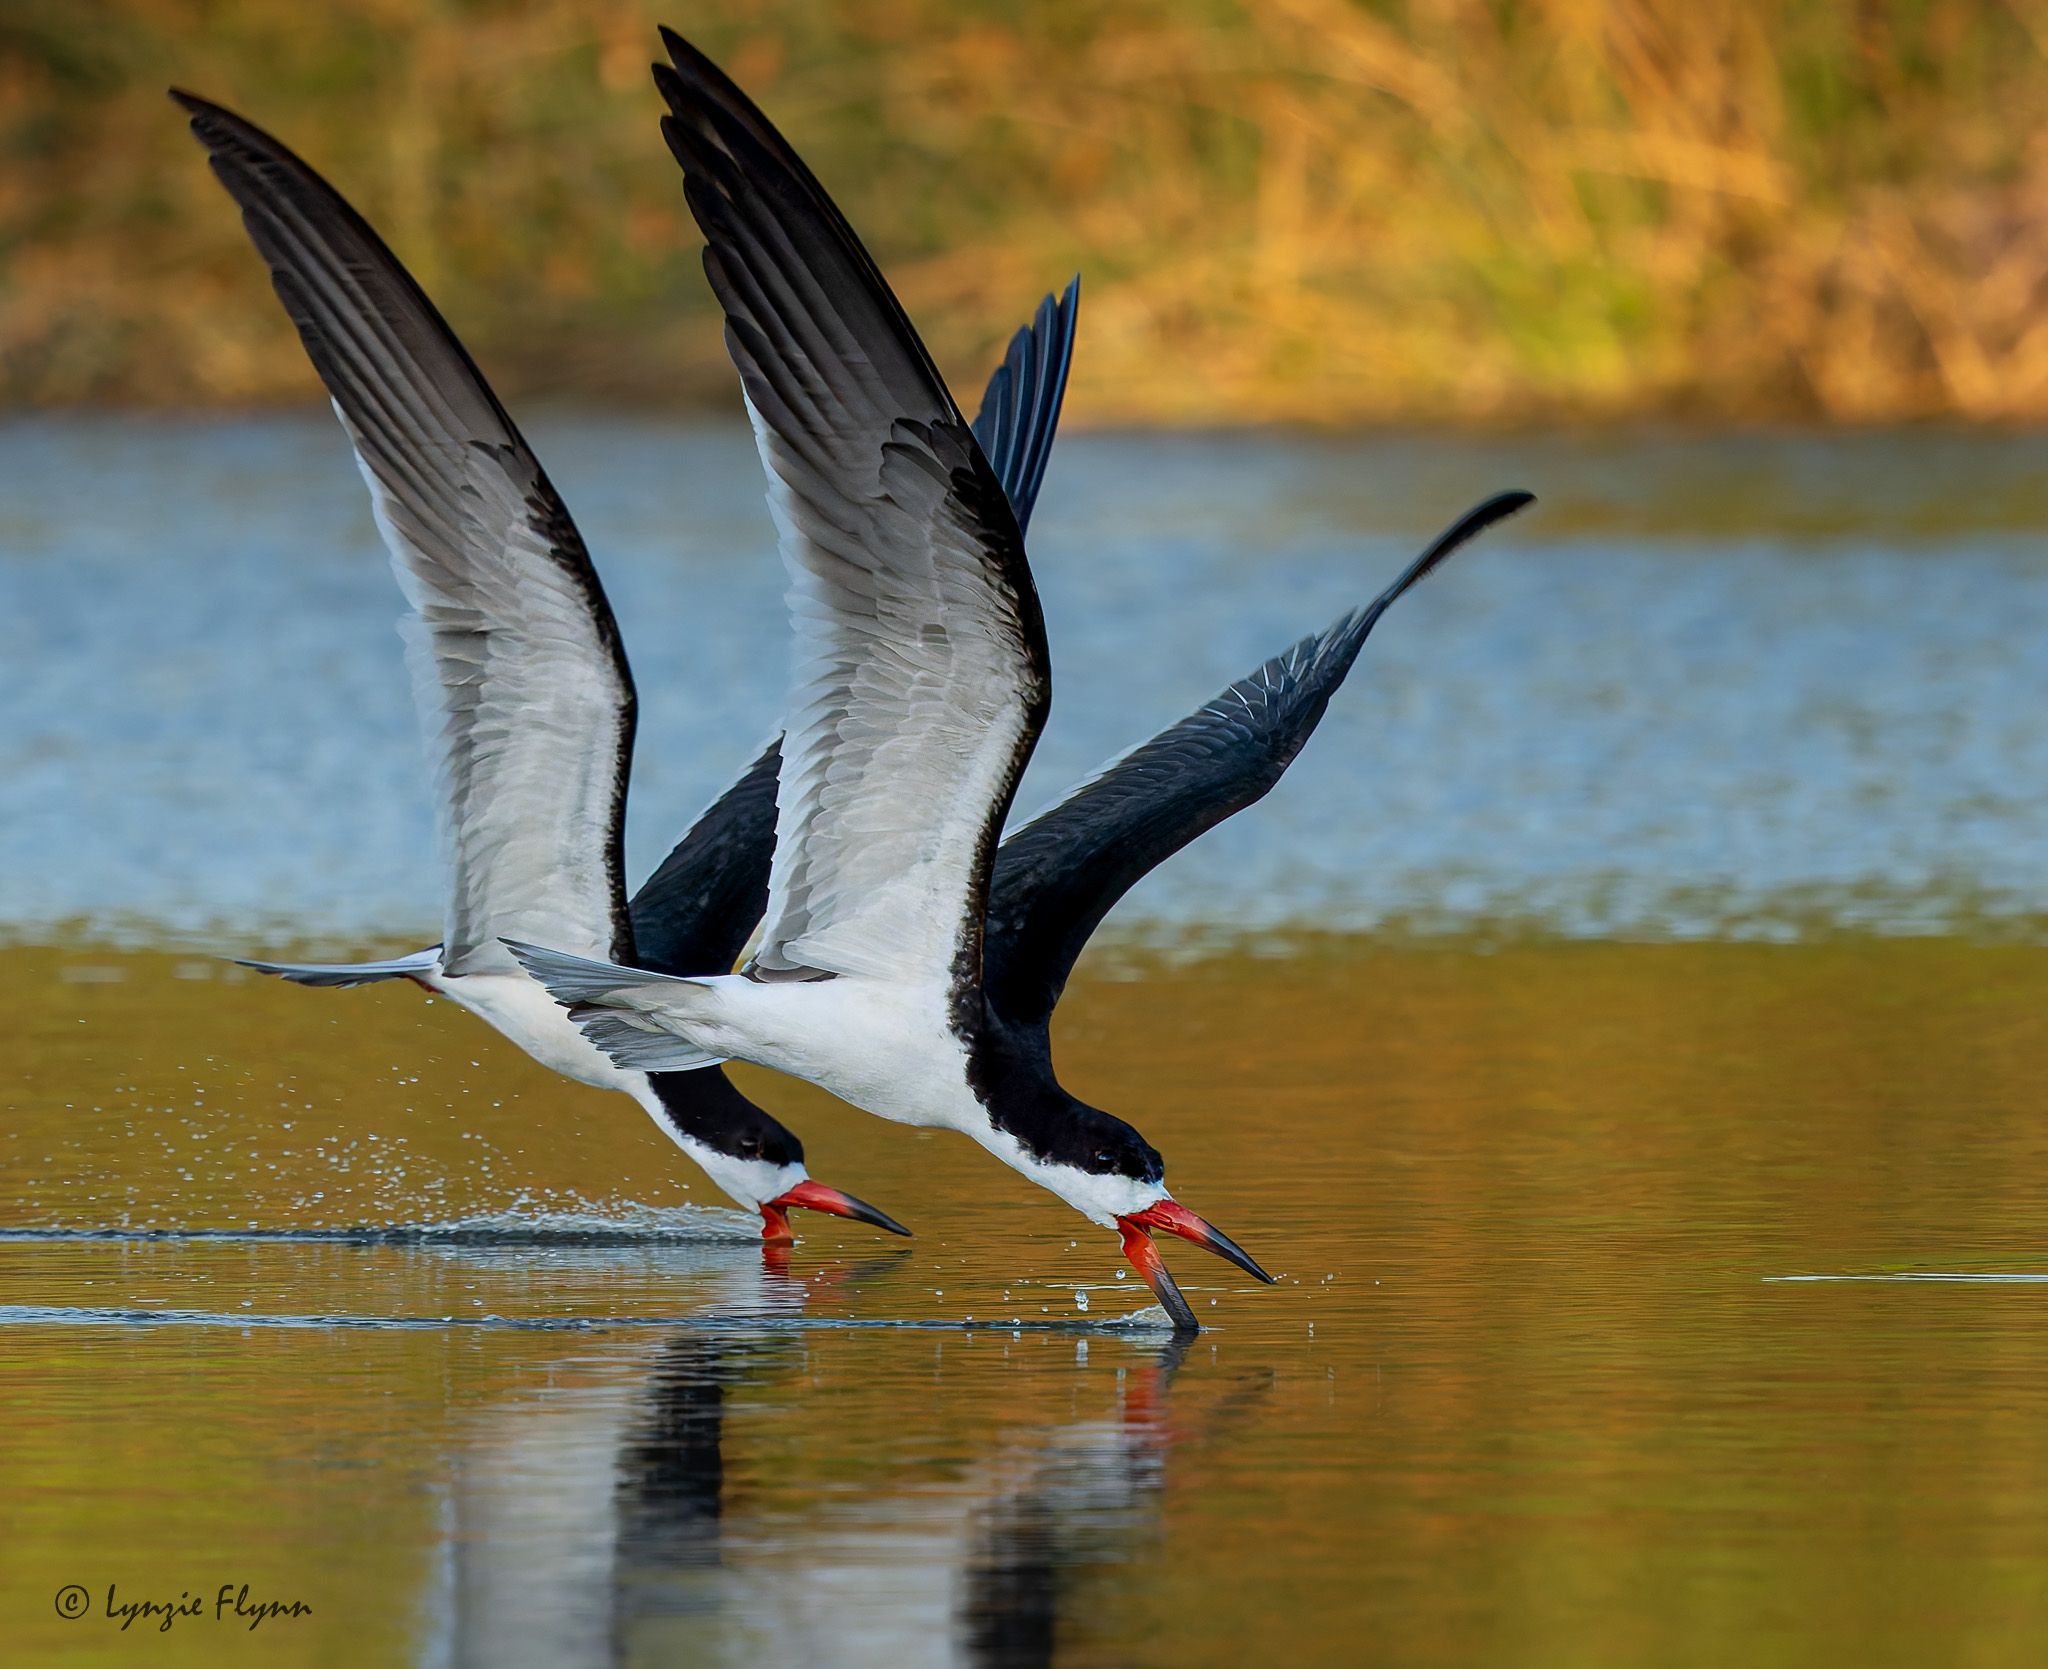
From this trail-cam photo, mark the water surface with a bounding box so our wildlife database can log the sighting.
[7,423,2048,1664]
[10,418,2048,946]
[9,938,2048,1664]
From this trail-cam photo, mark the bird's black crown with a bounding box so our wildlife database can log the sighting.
[964,1013,1166,1180]
[1064,1104,1166,1181]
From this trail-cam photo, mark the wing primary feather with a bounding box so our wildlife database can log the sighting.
[1017,280,1079,526]
[971,277,1079,535]
[982,490,1534,1026]
[1312,488,1534,684]
[568,1007,727,1073]
[235,948,440,988]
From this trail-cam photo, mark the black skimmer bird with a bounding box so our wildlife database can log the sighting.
[174,90,1078,1243]
[507,33,1532,1328]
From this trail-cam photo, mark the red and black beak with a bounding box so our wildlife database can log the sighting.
[760,1180,912,1243]
[1115,1200,1274,1332]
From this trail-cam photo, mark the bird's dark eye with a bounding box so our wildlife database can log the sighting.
[1094,1150,1113,1167]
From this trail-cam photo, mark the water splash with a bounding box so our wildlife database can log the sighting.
[0,1304,1183,1335]
[0,1202,759,1247]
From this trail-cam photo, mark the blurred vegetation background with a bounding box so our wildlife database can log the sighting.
[4,0,2048,424]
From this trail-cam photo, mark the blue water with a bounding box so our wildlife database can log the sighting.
[14,418,2048,1663]
[7,414,2048,949]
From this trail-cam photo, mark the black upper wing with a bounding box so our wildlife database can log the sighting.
[627,736,780,976]
[971,279,1079,536]
[982,490,1533,1028]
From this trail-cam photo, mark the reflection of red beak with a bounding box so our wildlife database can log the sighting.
[759,1180,912,1243]
[1115,1201,1274,1332]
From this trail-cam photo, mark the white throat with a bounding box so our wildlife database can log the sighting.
[968,1124,1169,1228]
[623,1082,804,1212]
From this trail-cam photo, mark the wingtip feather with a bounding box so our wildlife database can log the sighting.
[169,89,267,156]
[653,28,756,126]
[1380,486,1536,610]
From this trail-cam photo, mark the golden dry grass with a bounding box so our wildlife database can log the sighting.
[5,0,2048,423]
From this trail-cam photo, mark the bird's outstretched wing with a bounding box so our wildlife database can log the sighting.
[625,287,1079,976]
[654,32,1051,988]
[983,491,1533,1027]
[236,947,440,988]
[176,92,637,974]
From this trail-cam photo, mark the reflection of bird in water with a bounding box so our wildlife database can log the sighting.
[950,1338,1287,1668]
[172,91,1069,1243]
[956,1337,1193,1667]
[614,1337,735,1564]
[421,1253,817,1669]
[607,1331,1269,1668]
[602,1249,911,1643]
[423,1254,1264,1667]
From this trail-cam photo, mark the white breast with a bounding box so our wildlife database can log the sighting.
[429,969,638,1094]
[688,975,988,1136]
[432,970,804,1215]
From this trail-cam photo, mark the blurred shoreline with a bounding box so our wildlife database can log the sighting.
[8,2,2048,424]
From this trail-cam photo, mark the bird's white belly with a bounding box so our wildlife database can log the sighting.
[429,969,797,1212]
[692,977,982,1133]
[431,970,635,1094]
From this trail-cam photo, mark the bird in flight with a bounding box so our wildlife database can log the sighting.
[509,32,1532,1327]
[174,88,1077,1242]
